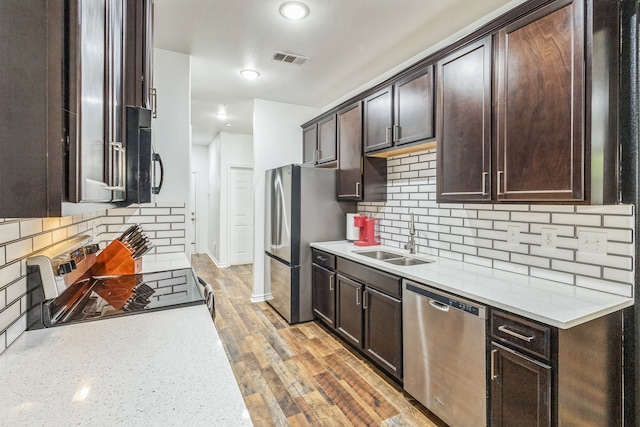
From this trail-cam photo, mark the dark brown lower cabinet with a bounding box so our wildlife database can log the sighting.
[334,271,402,381]
[335,274,363,347]
[311,264,335,328]
[490,342,551,427]
[363,286,402,380]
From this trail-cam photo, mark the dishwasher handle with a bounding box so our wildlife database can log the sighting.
[428,299,450,312]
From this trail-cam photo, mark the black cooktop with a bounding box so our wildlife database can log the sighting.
[43,268,204,327]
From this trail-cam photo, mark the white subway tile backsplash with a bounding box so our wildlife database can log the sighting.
[19,219,42,237]
[6,314,26,347]
[6,239,33,263]
[552,213,601,226]
[575,252,632,270]
[6,278,26,305]
[576,276,632,297]
[552,260,601,277]
[359,151,634,298]
[42,218,60,231]
[529,267,574,285]
[604,215,634,229]
[0,302,20,332]
[510,212,551,223]
[463,255,493,268]
[0,223,20,245]
[33,232,52,252]
[0,288,5,310]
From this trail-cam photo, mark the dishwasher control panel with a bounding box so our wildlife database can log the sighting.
[405,282,484,317]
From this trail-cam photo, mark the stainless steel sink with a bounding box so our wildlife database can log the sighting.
[355,250,404,260]
[384,257,433,266]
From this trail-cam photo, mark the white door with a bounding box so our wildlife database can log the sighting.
[190,172,197,253]
[229,167,254,265]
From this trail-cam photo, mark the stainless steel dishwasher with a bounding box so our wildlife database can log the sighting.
[403,279,487,427]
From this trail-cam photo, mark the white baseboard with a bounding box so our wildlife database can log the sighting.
[205,251,229,269]
[251,293,272,303]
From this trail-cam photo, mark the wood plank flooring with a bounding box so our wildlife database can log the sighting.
[191,254,446,427]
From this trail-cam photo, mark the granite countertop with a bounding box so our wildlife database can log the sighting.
[0,252,252,426]
[311,241,634,329]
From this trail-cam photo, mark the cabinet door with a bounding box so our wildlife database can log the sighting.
[302,124,317,165]
[496,0,584,201]
[125,0,154,109]
[436,36,492,202]
[335,274,363,348]
[337,102,363,200]
[393,65,434,146]
[317,114,337,164]
[363,85,393,152]
[312,264,335,328]
[490,342,551,427]
[363,287,402,380]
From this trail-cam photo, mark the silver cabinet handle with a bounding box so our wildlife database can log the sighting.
[393,125,400,142]
[497,170,504,195]
[106,142,126,191]
[317,256,327,262]
[329,275,334,291]
[363,290,369,309]
[498,325,534,342]
[385,127,391,144]
[151,87,158,118]
[491,349,498,380]
[339,181,361,198]
[482,171,488,196]
[356,287,361,306]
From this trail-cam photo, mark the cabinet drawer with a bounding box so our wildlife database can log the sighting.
[491,310,551,361]
[312,249,335,270]
[337,257,401,298]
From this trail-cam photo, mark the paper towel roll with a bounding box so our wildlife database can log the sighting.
[346,213,359,241]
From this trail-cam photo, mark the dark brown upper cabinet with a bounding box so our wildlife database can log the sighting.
[125,0,155,111]
[302,115,337,166]
[337,102,387,202]
[495,0,584,202]
[364,65,435,154]
[337,102,363,199]
[436,36,492,202]
[317,114,337,165]
[302,124,317,165]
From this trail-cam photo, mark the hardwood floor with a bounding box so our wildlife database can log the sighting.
[191,254,446,427]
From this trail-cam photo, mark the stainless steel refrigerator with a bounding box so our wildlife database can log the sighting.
[265,164,353,324]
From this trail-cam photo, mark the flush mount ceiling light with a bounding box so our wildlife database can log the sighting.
[279,1,309,20]
[239,69,261,79]
[225,123,232,127]
[215,112,229,120]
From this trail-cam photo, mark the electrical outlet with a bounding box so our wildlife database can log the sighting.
[578,231,607,255]
[506,225,520,245]
[540,227,557,250]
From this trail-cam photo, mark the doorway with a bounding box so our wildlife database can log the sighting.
[228,166,254,265]
[190,171,198,253]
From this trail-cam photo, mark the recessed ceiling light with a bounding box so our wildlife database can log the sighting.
[279,1,309,20]
[225,123,232,127]
[215,112,229,120]
[240,69,261,79]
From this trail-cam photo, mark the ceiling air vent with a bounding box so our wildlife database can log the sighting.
[272,51,310,65]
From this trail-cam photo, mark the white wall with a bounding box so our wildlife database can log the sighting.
[252,99,321,301]
[190,145,209,253]
[152,48,192,256]
[208,134,221,262]
[219,133,253,267]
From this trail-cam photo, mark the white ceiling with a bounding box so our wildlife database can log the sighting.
[154,0,517,146]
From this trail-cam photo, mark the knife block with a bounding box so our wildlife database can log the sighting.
[91,240,142,276]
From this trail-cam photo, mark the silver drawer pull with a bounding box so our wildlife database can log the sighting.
[317,256,327,262]
[498,325,534,342]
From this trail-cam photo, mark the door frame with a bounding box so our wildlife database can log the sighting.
[190,171,198,253]
[226,163,254,265]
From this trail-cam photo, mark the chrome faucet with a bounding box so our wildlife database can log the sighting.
[405,213,416,254]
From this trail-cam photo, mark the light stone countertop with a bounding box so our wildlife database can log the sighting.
[311,241,634,329]
[0,252,252,426]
